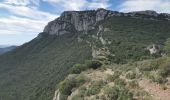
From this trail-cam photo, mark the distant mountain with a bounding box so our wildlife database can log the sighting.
[0,45,11,48]
[0,9,170,100]
[0,46,17,55]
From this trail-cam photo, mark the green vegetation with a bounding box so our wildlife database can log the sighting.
[85,60,102,69]
[70,60,102,74]
[59,74,88,97]
[108,70,121,81]
[70,64,88,74]
[86,80,105,96]
[59,79,76,95]
[140,60,160,71]
[98,16,170,64]
[126,71,137,79]
[128,80,139,89]
[114,79,126,86]
[158,62,170,77]
[150,75,167,84]
[0,35,91,100]
[103,86,133,100]
[164,38,170,55]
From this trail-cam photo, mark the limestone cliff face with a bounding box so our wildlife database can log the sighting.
[43,8,120,35]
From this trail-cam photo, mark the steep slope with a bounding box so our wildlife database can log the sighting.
[0,35,91,100]
[0,9,170,100]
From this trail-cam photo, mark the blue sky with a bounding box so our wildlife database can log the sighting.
[0,0,170,45]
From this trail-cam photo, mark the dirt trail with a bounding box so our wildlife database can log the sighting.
[139,79,170,100]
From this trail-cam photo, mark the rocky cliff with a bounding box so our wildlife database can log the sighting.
[42,9,170,36]
[43,8,120,35]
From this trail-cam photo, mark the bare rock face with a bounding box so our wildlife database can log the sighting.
[96,8,109,21]
[129,10,158,16]
[43,9,121,35]
[147,44,160,55]
[43,20,75,35]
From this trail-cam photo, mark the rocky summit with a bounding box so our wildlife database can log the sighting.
[42,8,170,36]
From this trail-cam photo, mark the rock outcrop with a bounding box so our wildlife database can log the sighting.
[129,10,159,16]
[147,44,160,55]
[43,8,121,35]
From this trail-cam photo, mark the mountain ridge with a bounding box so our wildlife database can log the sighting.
[41,8,170,37]
[0,9,170,100]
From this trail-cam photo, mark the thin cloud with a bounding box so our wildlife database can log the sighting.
[0,16,48,35]
[3,0,40,6]
[0,0,59,35]
[0,3,58,20]
[119,0,170,13]
[43,0,111,11]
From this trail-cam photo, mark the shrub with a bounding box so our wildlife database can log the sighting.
[114,79,126,86]
[103,86,133,100]
[79,86,87,96]
[70,64,87,74]
[59,94,68,100]
[140,61,159,71]
[108,70,122,81]
[159,62,170,77]
[128,80,139,88]
[71,94,84,100]
[150,75,167,84]
[59,79,76,95]
[70,60,102,74]
[103,86,119,100]
[86,80,104,96]
[59,75,87,95]
[126,72,136,79]
[85,60,102,69]
[117,88,133,100]
[164,38,170,56]
[75,75,88,86]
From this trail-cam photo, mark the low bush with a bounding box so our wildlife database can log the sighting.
[117,88,133,100]
[108,70,122,81]
[140,61,159,71]
[86,80,104,96]
[70,60,102,74]
[114,79,126,86]
[103,86,119,100]
[126,72,137,79]
[159,62,170,77]
[58,75,87,95]
[103,86,133,100]
[76,75,88,86]
[128,80,139,88]
[71,94,84,100]
[150,74,167,84]
[85,60,102,69]
[70,64,87,74]
[79,86,87,96]
[59,79,76,95]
